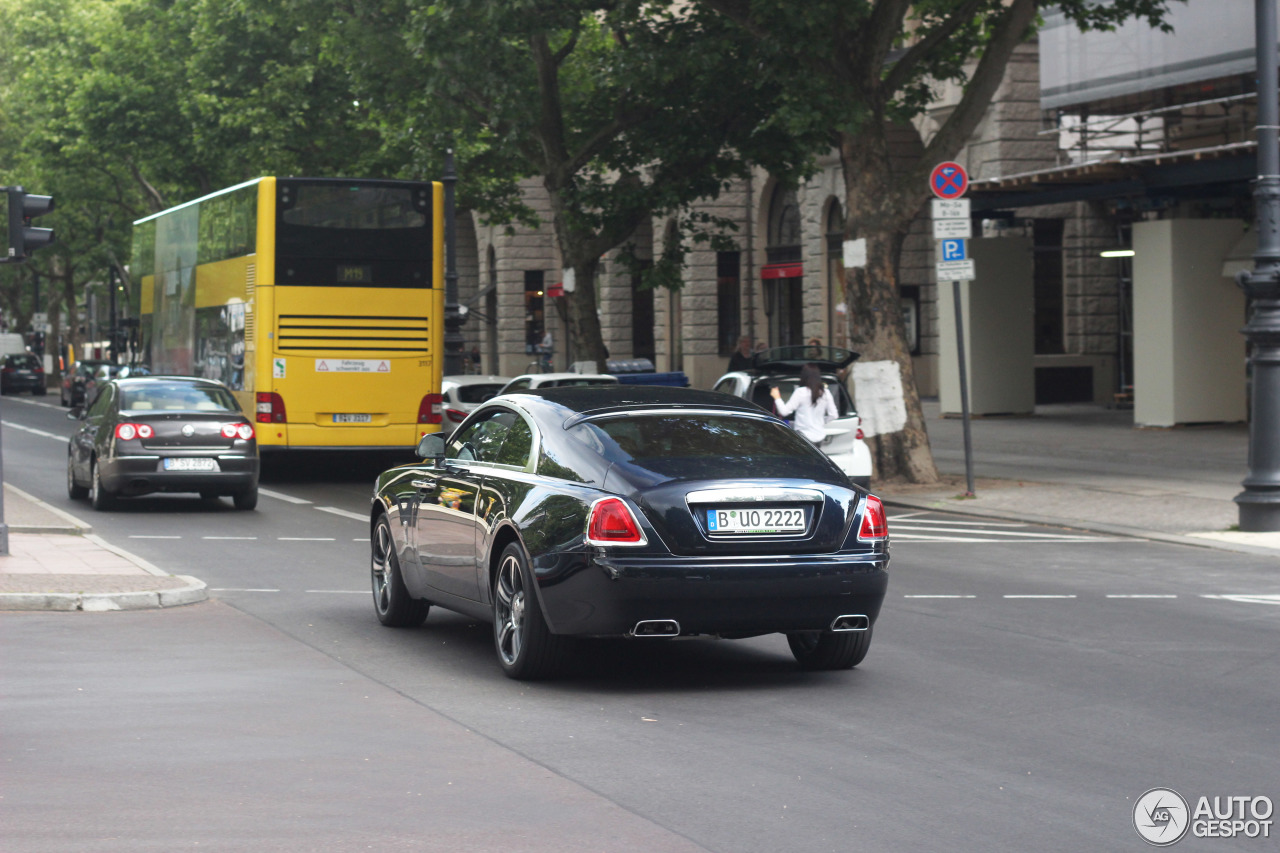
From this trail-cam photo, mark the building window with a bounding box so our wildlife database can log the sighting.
[632,261,655,362]
[524,270,545,357]
[826,202,846,350]
[717,251,741,356]
[765,184,803,348]
[1034,219,1065,355]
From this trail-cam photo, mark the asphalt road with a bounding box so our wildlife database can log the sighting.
[3,394,1279,852]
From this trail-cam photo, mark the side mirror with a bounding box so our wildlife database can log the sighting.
[67,406,83,420]
[415,433,446,463]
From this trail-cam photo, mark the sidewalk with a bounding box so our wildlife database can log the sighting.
[879,400,1280,558]
[0,484,206,611]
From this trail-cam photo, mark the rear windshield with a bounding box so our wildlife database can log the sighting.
[549,378,617,388]
[5,355,40,369]
[568,414,836,481]
[456,384,504,404]
[751,378,852,417]
[119,382,239,413]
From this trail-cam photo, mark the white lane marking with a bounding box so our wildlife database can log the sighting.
[891,525,1097,538]
[203,536,258,540]
[891,518,1030,528]
[316,506,367,521]
[891,534,1116,543]
[354,538,367,541]
[888,511,929,520]
[129,535,181,539]
[1201,594,1280,605]
[903,594,976,599]
[279,537,335,541]
[1003,594,1077,599]
[4,397,64,411]
[259,488,312,505]
[2,420,65,441]
[210,588,280,593]
[1107,594,1178,599]
[306,590,367,594]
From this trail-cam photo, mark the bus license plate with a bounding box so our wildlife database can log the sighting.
[333,414,372,423]
[164,458,219,472]
[706,508,805,534]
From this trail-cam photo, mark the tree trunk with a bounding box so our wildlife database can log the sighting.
[562,257,608,373]
[840,128,939,484]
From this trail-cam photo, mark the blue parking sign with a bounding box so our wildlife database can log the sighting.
[941,238,967,261]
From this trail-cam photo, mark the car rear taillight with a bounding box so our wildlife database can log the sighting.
[445,408,467,423]
[256,392,286,424]
[237,423,254,440]
[857,495,888,541]
[418,393,442,424]
[586,498,646,546]
[855,415,865,441]
[136,424,154,439]
[115,423,137,440]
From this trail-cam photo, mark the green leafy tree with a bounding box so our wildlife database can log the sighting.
[338,0,820,369]
[699,0,1177,482]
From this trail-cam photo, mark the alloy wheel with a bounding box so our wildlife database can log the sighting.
[494,553,526,666]
[371,521,393,616]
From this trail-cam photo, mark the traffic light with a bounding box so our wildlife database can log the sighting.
[4,186,55,263]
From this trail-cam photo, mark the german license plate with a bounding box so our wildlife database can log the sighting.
[163,457,219,472]
[707,507,805,534]
[333,414,372,423]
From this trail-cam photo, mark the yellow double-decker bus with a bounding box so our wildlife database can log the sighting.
[130,177,444,453]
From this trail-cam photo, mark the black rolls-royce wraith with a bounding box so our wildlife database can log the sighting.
[369,385,889,679]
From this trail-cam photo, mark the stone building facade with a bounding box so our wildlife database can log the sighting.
[452,40,1127,405]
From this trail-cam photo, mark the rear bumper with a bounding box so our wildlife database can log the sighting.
[259,422,434,451]
[100,454,259,496]
[533,550,888,637]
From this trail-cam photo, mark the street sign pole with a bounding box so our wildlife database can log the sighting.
[931,165,975,496]
[952,278,976,498]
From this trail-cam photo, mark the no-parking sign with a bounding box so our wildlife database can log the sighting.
[930,162,969,199]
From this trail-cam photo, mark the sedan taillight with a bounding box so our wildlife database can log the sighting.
[137,424,154,439]
[445,407,468,423]
[586,498,646,546]
[857,495,888,541]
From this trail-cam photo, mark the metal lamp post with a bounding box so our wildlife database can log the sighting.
[442,149,467,377]
[1236,0,1280,530]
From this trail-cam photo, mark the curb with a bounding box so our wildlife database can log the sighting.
[883,495,1280,559]
[4,483,92,535]
[0,575,208,611]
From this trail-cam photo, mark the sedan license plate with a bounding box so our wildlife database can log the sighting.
[163,457,219,472]
[707,507,805,535]
[333,413,372,423]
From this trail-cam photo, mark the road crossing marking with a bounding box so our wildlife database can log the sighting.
[903,594,976,599]
[129,535,181,539]
[306,590,367,594]
[210,588,280,593]
[1107,594,1178,599]
[1003,594,1077,599]
[887,515,1117,544]
[203,536,258,540]
[279,537,336,541]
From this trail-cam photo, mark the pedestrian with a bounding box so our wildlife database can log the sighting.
[539,329,553,371]
[727,336,754,372]
[469,345,481,373]
[770,363,838,445]
[806,336,824,359]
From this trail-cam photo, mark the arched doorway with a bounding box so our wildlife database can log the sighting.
[764,184,804,349]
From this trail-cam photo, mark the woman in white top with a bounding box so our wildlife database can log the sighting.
[770,363,838,444]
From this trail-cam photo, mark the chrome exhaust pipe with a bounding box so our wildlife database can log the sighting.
[830,614,869,632]
[631,619,681,637]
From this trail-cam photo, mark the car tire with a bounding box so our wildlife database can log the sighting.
[786,626,872,671]
[232,488,258,511]
[67,456,88,500]
[371,514,429,627]
[88,459,113,511]
[493,541,571,680]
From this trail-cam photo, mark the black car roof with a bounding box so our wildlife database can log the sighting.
[511,385,761,418]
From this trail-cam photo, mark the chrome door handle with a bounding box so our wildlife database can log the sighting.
[411,479,432,489]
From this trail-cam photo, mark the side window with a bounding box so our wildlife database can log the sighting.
[447,409,515,463]
[506,378,531,392]
[713,378,738,395]
[492,415,533,468]
[87,385,115,418]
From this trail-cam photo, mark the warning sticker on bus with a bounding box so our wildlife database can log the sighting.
[315,359,391,373]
